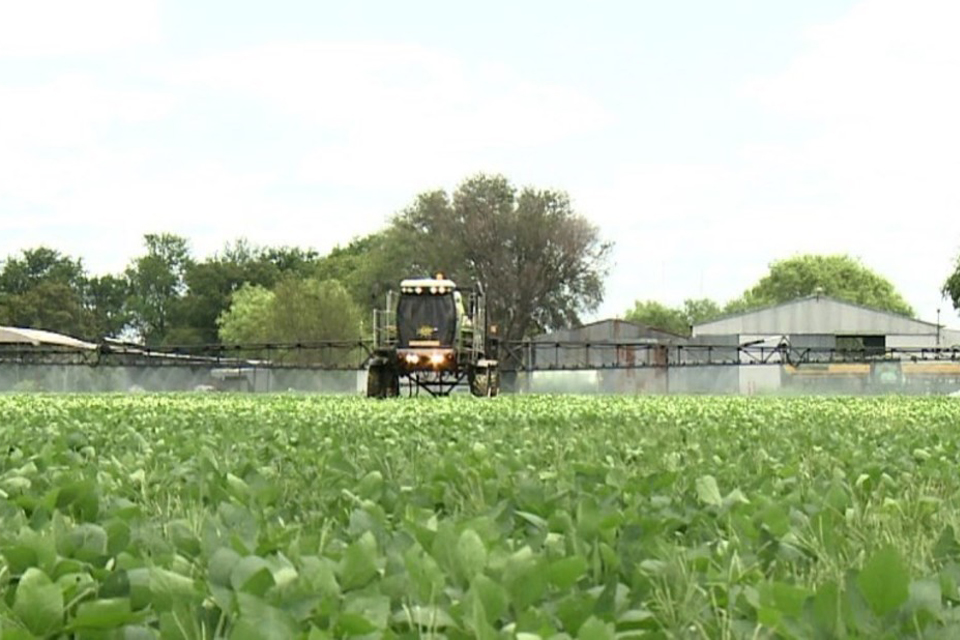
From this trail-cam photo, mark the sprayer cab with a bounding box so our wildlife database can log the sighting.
[367,274,499,397]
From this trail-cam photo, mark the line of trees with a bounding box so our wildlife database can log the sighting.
[0,174,611,347]
[625,254,919,335]
[5,171,959,346]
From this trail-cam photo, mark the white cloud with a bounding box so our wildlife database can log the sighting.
[171,41,611,189]
[0,74,176,146]
[595,0,960,324]
[0,74,178,211]
[1,39,608,275]
[0,0,161,57]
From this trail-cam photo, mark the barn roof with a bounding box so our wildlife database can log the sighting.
[692,295,939,336]
[533,318,686,343]
[0,326,97,350]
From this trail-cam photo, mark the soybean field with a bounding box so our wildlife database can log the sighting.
[2,394,960,638]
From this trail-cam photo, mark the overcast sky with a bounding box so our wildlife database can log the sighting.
[2,0,959,326]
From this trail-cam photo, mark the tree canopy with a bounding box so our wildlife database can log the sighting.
[944,252,960,317]
[217,278,363,365]
[624,298,723,336]
[0,247,127,339]
[387,174,611,342]
[735,254,914,316]
[124,234,194,345]
[625,255,914,334]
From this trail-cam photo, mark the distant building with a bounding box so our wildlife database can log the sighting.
[0,326,97,352]
[691,294,960,353]
[689,295,960,394]
[524,318,685,370]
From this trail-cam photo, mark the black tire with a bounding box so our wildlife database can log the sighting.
[366,364,384,398]
[385,371,400,397]
[470,366,499,397]
[489,368,500,397]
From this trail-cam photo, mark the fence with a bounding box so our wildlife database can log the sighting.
[2,340,959,395]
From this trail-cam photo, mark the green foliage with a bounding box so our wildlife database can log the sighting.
[741,254,914,316]
[217,278,364,365]
[624,300,688,334]
[84,274,130,338]
[629,255,914,331]
[0,247,124,339]
[124,233,194,345]
[624,297,723,335]
[943,250,960,317]
[217,284,276,345]
[313,232,403,312]
[2,395,960,637]
[176,240,284,345]
[390,173,612,341]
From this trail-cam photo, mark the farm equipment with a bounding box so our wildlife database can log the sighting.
[366,274,500,397]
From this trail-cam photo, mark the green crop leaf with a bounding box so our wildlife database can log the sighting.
[61,522,109,562]
[340,594,391,635]
[55,479,100,521]
[934,526,960,564]
[805,580,842,637]
[167,520,202,558]
[515,510,548,529]
[70,598,141,629]
[357,470,384,500]
[470,574,509,624]
[149,567,201,611]
[338,531,379,591]
[858,546,910,617]
[392,605,456,630]
[208,547,242,587]
[456,528,488,579]
[104,518,132,557]
[301,556,341,599]
[577,615,616,640]
[771,582,813,617]
[14,567,64,636]
[695,475,722,507]
[121,625,161,640]
[230,556,276,596]
[231,592,299,640]
[547,555,588,590]
[404,543,445,602]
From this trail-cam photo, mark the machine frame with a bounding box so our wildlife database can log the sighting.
[366,276,499,397]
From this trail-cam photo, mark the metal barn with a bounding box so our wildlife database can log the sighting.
[691,294,960,351]
[525,319,685,369]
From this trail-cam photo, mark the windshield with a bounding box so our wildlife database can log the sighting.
[397,293,456,347]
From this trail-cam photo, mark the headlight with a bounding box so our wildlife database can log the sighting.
[415,287,423,294]
[429,352,445,365]
[404,353,420,365]
[430,286,438,294]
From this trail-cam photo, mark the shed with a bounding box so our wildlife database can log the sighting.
[691,295,959,352]
[527,319,685,369]
[0,326,97,350]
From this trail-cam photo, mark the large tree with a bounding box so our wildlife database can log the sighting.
[177,239,285,344]
[944,252,960,317]
[735,254,914,316]
[83,275,130,339]
[388,174,611,342]
[124,234,193,345]
[217,277,363,365]
[313,231,412,314]
[0,247,120,338]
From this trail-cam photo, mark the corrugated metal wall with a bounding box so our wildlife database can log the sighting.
[693,297,939,337]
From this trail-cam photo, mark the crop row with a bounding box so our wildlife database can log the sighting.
[2,395,960,638]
